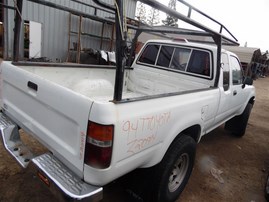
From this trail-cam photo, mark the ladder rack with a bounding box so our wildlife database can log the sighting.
[139,0,239,46]
[93,0,240,101]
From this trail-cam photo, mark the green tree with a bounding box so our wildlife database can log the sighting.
[136,2,147,23]
[162,0,178,27]
[147,8,160,26]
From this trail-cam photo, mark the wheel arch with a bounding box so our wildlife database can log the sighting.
[143,124,201,168]
[180,124,201,143]
[249,96,255,106]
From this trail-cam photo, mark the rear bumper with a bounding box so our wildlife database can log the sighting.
[30,153,103,201]
[0,112,102,201]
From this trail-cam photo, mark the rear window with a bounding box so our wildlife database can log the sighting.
[187,50,210,76]
[137,43,212,78]
[157,46,174,67]
[171,47,191,71]
[138,44,160,65]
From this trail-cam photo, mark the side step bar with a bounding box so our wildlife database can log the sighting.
[0,112,102,201]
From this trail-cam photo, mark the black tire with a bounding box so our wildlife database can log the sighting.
[225,103,253,137]
[153,135,196,202]
[266,173,269,201]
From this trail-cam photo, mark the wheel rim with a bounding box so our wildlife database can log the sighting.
[168,153,189,192]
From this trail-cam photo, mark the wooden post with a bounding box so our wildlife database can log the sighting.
[76,15,82,63]
[109,23,115,52]
[100,22,105,50]
[66,13,71,62]
[13,0,23,62]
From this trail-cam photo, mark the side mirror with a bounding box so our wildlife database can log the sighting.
[242,77,253,88]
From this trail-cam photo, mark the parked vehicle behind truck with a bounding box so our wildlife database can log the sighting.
[0,0,255,201]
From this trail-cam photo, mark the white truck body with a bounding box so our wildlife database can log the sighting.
[0,40,255,201]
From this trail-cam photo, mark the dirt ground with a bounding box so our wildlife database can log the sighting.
[0,77,269,202]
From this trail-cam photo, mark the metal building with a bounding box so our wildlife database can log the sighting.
[1,0,137,62]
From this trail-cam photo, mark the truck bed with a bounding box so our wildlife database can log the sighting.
[15,63,210,102]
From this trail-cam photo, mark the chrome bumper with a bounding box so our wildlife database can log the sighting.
[0,112,102,201]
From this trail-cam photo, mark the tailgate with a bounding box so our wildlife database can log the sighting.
[1,62,93,176]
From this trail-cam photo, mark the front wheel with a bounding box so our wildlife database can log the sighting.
[265,173,269,201]
[153,135,196,202]
[225,103,253,137]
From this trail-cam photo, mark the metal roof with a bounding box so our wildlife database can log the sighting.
[222,46,261,64]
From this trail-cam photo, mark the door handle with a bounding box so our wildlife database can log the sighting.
[28,81,38,91]
[233,90,237,96]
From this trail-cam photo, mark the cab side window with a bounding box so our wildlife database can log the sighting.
[230,56,243,85]
[221,53,230,91]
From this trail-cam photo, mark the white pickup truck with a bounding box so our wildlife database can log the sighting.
[0,39,255,201]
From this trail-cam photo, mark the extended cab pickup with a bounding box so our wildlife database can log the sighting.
[0,40,255,201]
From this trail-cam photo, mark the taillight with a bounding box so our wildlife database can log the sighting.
[84,121,114,169]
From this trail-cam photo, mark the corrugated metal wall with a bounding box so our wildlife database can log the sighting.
[5,0,137,61]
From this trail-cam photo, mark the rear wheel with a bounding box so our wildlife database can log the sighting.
[225,103,253,137]
[153,135,196,202]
